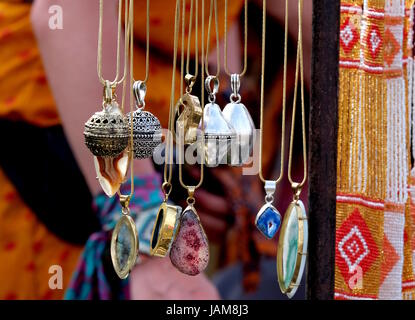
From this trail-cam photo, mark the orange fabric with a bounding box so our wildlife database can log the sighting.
[0,2,60,127]
[0,168,82,300]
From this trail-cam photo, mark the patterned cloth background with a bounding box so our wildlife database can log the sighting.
[336,0,415,299]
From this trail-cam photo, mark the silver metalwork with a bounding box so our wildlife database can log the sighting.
[264,180,277,204]
[84,89,129,157]
[128,81,162,159]
[198,76,236,167]
[223,74,255,166]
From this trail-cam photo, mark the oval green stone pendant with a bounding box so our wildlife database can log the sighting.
[110,214,139,279]
[277,200,308,298]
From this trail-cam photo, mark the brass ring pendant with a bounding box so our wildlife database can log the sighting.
[276,200,308,298]
[150,201,182,257]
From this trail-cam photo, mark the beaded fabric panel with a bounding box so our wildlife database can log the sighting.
[335,0,415,300]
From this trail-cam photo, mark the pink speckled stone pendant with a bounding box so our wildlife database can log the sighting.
[169,205,209,276]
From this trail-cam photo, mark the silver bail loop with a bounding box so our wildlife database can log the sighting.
[103,80,114,104]
[133,80,147,109]
[230,74,242,103]
[205,75,219,103]
[231,73,240,96]
[264,180,276,204]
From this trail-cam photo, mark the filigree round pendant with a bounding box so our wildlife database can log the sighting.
[169,205,209,276]
[110,214,139,279]
[277,200,308,298]
[128,109,162,159]
[84,101,129,157]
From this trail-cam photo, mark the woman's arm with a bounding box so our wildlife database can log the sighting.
[31,0,154,196]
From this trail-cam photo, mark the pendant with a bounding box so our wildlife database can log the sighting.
[94,149,129,197]
[277,199,308,298]
[176,92,203,145]
[198,76,236,167]
[150,201,182,257]
[222,74,255,166]
[169,205,209,276]
[255,180,281,239]
[84,81,129,158]
[128,81,162,159]
[110,209,139,279]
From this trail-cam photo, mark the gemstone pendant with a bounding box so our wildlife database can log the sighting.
[94,149,129,197]
[277,200,308,298]
[255,180,281,239]
[255,203,281,239]
[110,214,139,279]
[169,206,209,276]
[222,102,255,166]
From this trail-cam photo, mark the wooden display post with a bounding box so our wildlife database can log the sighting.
[307,0,340,300]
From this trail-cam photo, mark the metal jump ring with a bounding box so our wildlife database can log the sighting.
[230,93,242,103]
[133,80,147,109]
[265,194,274,204]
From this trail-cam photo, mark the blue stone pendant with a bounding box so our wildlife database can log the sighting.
[255,203,281,239]
[255,180,281,239]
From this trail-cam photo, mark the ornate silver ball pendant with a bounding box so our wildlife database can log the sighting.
[84,101,129,157]
[128,109,162,159]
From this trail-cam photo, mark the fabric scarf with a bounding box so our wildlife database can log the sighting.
[64,173,163,300]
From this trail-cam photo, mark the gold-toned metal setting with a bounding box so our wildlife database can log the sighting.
[150,201,182,257]
[175,93,203,145]
[110,214,139,279]
[277,199,308,298]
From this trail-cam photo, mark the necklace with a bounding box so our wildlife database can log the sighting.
[276,0,308,298]
[169,0,210,276]
[84,0,129,197]
[127,0,162,160]
[174,0,202,146]
[149,0,183,258]
[110,0,139,279]
[222,0,255,167]
[255,0,288,240]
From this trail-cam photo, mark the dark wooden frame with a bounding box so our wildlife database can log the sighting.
[306,0,340,299]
